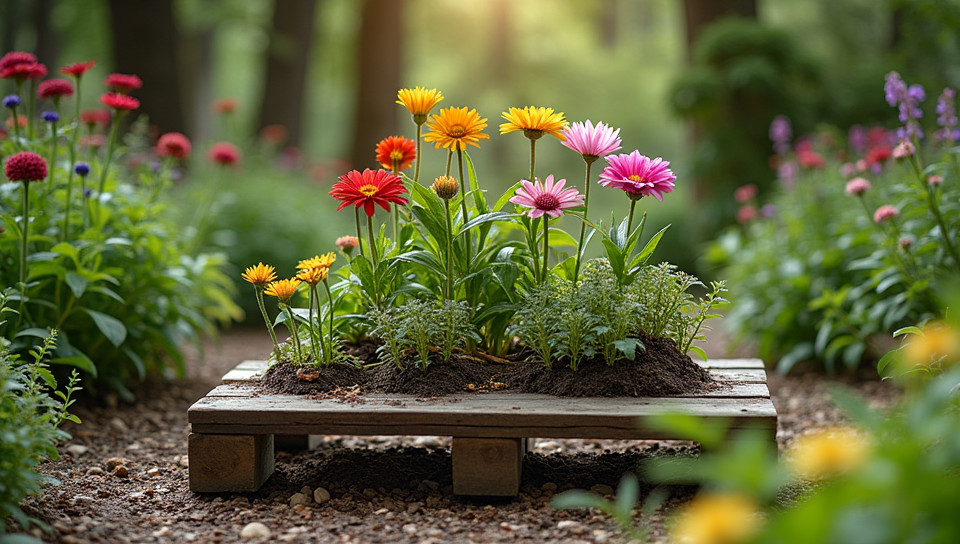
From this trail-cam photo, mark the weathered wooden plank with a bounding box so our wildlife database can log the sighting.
[700,358,764,369]
[188,433,274,493]
[709,368,767,383]
[222,368,262,384]
[452,438,524,496]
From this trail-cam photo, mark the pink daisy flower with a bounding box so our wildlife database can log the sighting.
[510,174,583,219]
[599,150,676,201]
[873,205,898,223]
[845,177,871,196]
[560,120,622,161]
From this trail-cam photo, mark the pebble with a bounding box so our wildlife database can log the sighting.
[85,467,105,476]
[313,487,331,503]
[109,417,129,432]
[589,484,615,496]
[147,467,161,477]
[112,465,129,477]
[406,502,422,514]
[413,436,441,448]
[66,444,88,456]
[558,520,584,532]
[536,440,561,450]
[402,524,417,536]
[151,527,171,537]
[176,455,189,467]
[240,522,271,539]
[105,457,130,470]
[288,493,310,507]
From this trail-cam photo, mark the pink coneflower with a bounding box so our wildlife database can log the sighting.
[156,132,192,159]
[335,235,360,256]
[60,61,96,77]
[599,150,676,201]
[893,140,915,159]
[845,177,871,196]
[734,184,758,203]
[208,142,241,166]
[928,175,944,187]
[560,120,622,162]
[37,78,74,100]
[99,92,139,111]
[510,175,583,219]
[873,205,898,223]
[104,73,142,93]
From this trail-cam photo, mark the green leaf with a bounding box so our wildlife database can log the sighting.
[83,309,128,347]
[615,473,639,517]
[463,151,487,214]
[393,251,445,276]
[65,271,88,298]
[632,225,670,268]
[458,212,516,236]
[645,412,728,449]
[50,355,98,376]
[613,338,643,361]
[14,327,51,339]
[494,180,523,212]
[892,326,922,337]
[551,490,610,511]
[601,239,626,279]
[689,345,708,361]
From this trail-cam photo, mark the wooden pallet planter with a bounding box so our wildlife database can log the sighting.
[188,359,777,496]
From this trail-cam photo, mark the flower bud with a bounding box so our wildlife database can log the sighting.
[432,175,459,200]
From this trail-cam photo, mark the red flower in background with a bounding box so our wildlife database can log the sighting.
[104,73,142,93]
[375,136,416,171]
[37,78,74,100]
[60,61,96,77]
[80,109,111,126]
[4,151,48,182]
[259,124,287,145]
[865,146,892,166]
[208,142,240,166]
[157,132,192,159]
[0,52,36,71]
[213,98,238,114]
[330,168,408,217]
[100,92,139,111]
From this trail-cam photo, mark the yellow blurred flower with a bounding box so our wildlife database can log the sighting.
[423,107,490,151]
[241,262,277,287]
[903,321,960,368]
[297,252,337,271]
[264,278,302,302]
[499,106,568,141]
[671,493,760,544]
[296,266,328,286]
[397,87,444,123]
[789,426,869,480]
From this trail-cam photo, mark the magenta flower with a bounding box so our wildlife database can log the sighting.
[560,120,622,161]
[599,150,676,201]
[845,177,871,196]
[928,175,944,187]
[510,174,583,219]
[873,205,898,223]
[892,140,915,159]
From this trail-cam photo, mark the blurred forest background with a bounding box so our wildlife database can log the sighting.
[2,0,958,319]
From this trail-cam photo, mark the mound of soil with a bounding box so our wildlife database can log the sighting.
[260,361,368,395]
[368,352,503,396]
[502,335,715,397]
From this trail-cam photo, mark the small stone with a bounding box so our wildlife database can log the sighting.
[105,457,130,470]
[413,436,440,448]
[288,493,310,507]
[313,487,330,503]
[147,467,161,478]
[109,417,129,432]
[112,465,128,477]
[406,502,421,514]
[425,528,443,538]
[71,495,95,504]
[536,440,561,450]
[589,484,615,496]
[151,527,171,537]
[558,520,582,530]
[85,467,105,476]
[373,508,389,515]
[300,486,312,498]
[402,524,417,536]
[240,522,271,539]
[177,455,189,467]
[66,444,88,456]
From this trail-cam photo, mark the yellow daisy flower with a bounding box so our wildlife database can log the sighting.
[241,262,277,287]
[670,493,759,544]
[789,427,870,480]
[499,106,568,141]
[397,87,444,123]
[423,107,490,151]
[296,252,337,271]
[264,278,302,302]
[296,266,328,286]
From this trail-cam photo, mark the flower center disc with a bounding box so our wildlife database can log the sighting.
[628,174,644,183]
[390,150,404,160]
[534,194,560,211]
[449,125,466,137]
[359,184,379,197]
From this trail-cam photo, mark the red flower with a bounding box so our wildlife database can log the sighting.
[1,62,44,80]
[330,168,408,217]
[60,61,96,77]
[865,146,892,166]
[797,149,825,169]
[81,134,105,148]
[375,136,416,171]
[4,152,48,182]
[207,142,240,166]
[259,124,287,145]
[213,98,238,114]
[80,109,111,126]
[0,52,37,71]
[100,92,139,111]
[26,63,47,79]
[104,73,143,93]
[37,78,75,100]
[736,205,758,224]
[157,132,192,159]
[5,117,27,129]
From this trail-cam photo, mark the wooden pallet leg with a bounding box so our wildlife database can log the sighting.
[452,437,524,496]
[188,433,275,493]
[274,434,323,451]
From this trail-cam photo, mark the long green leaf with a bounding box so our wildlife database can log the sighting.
[632,224,670,267]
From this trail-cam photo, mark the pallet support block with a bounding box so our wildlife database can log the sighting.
[188,433,275,493]
[452,437,524,496]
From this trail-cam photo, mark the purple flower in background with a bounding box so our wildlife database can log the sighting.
[935,88,957,141]
[41,111,59,123]
[885,71,925,140]
[761,204,776,218]
[3,94,20,108]
[778,161,798,188]
[848,125,868,153]
[769,115,792,155]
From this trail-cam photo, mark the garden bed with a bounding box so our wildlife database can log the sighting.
[187,358,776,496]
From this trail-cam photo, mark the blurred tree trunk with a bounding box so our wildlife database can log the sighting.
[107,0,185,135]
[34,0,58,65]
[349,0,403,170]
[181,24,216,142]
[256,0,319,149]
[681,0,756,61]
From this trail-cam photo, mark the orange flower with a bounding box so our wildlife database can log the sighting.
[499,106,567,141]
[241,262,277,287]
[296,266,328,286]
[423,107,490,151]
[297,252,337,271]
[396,86,444,121]
[375,136,416,171]
[264,278,302,302]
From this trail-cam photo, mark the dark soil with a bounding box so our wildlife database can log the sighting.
[504,335,715,397]
[260,362,367,395]
[368,353,503,396]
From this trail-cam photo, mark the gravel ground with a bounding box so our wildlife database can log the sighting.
[18,326,901,543]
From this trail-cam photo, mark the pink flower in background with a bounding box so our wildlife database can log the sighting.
[104,73,142,93]
[510,174,583,219]
[845,178,871,196]
[734,184,758,203]
[873,205,898,223]
[60,61,96,77]
[0,51,36,71]
[4,151,48,182]
[560,120,622,161]
[736,205,758,224]
[157,132,191,159]
[898,236,914,249]
[928,175,943,187]
[599,150,676,201]
[208,142,241,166]
[37,78,74,100]
[893,140,915,159]
[100,92,139,111]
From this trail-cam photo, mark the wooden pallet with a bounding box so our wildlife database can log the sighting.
[188,359,777,495]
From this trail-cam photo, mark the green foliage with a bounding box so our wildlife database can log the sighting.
[0,310,80,536]
[551,474,664,543]
[369,299,479,371]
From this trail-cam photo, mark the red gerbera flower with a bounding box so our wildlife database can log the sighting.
[80,109,111,126]
[60,61,96,77]
[207,142,240,166]
[37,78,75,100]
[865,146,892,166]
[157,132,192,159]
[100,92,139,111]
[0,52,36,71]
[330,168,408,217]
[1,62,45,80]
[4,151,48,182]
[375,135,416,171]
[104,73,143,93]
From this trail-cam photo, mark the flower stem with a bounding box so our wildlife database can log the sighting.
[573,160,593,280]
[26,80,37,140]
[281,302,303,364]
[542,215,550,282]
[457,149,471,275]
[627,199,637,234]
[10,108,22,150]
[96,111,123,224]
[307,285,322,365]
[20,180,30,290]
[354,206,365,259]
[255,287,281,355]
[367,213,379,267]
[323,278,335,358]
[529,138,536,183]
[443,198,454,299]
[909,154,960,270]
[63,81,82,240]
[392,160,400,243]
[414,124,423,185]
[445,149,453,176]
